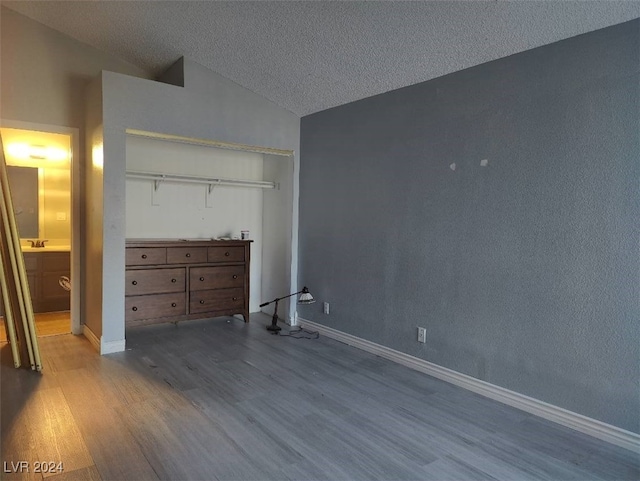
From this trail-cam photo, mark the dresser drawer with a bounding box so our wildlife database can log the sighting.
[207,246,245,263]
[126,248,166,266]
[124,240,250,326]
[190,288,244,314]
[167,247,207,264]
[126,268,185,296]
[125,292,186,322]
[190,266,245,290]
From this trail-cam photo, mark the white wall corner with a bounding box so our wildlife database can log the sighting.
[298,318,640,454]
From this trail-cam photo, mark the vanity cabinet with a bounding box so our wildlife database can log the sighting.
[125,239,251,327]
[24,251,70,313]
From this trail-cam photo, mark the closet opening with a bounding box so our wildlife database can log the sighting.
[124,130,296,327]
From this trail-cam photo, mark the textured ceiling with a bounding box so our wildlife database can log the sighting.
[3,1,640,116]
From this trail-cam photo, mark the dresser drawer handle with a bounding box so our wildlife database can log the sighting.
[233,297,238,301]
[132,280,137,285]
[171,302,177,307]
[171,278,177,283]
[233,275,238,279]
[186,253,191,258]
[199,276,205,281]
[225,252,230,256]
[132,306,138,311]
[141,254,147,259]
[199,300,205,304]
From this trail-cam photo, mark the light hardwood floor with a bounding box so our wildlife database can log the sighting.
[1,313,638,480]
[1,311,70,342]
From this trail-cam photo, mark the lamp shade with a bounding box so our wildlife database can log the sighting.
[298,286,315,304]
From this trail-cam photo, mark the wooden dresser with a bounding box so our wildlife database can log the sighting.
[125,239,251,327]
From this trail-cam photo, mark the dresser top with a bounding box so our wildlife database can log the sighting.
[126,238,252,248]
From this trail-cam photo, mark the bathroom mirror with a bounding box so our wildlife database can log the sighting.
[7,165,39,238]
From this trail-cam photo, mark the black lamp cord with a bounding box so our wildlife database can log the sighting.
[274,326,319,339]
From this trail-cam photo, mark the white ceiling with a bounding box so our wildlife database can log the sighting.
[3,1,640,116]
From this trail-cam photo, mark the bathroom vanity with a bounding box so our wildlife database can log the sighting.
[22,249,71,313]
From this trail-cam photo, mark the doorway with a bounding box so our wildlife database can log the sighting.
[0,121,80,339]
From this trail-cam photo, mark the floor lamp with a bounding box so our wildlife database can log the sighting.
[260,286,315,332]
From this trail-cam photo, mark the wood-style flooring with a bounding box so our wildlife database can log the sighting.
[1,311,70,342]
[1,313,638,481]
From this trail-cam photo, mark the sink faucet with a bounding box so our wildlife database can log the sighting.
[28,240,48,248]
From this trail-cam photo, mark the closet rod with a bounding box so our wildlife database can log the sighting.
[126,170,277,190]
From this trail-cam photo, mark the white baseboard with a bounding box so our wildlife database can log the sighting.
[82,325,100,352]
[299,318,640,453]
[100,337,126,355]
[82,325,126,355]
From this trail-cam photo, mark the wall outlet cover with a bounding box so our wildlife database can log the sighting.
[417,327,427,343]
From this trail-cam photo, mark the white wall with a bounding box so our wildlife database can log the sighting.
[1,9,300,350]
[125,135,265,312]
[262,154,296,323]
[89,61,300,350]
[85,76,105,338]
[1,7,151,341]
[0,7,149,129]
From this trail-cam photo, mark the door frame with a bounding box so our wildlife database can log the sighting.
[1,119,81,335]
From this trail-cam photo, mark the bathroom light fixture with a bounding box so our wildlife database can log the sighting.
[6,143,68,162]
[260,286,315,332]
[28,145,47,160]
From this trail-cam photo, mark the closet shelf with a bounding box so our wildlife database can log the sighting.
[126,170,277,190]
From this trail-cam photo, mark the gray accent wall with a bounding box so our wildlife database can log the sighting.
[299,20,639,433]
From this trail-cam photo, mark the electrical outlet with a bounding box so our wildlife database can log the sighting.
[417,327,426,343]
[323,302,330,315]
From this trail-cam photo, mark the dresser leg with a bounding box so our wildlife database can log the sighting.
[243,310,250,323]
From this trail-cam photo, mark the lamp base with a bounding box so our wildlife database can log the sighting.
[266,300,281,332]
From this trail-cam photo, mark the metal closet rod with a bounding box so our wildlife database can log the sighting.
[126,170,277,190]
